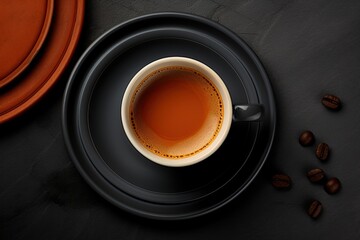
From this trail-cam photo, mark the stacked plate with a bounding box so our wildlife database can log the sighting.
[0,0,84,123]
[62,12,276,220]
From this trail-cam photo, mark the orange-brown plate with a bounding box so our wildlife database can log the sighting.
[0,0,54,88]
[0,0,84,123]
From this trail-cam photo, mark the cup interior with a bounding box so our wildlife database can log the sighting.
[121,57,232,167]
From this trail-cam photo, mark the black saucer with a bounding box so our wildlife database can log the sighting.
[62,12,276,220]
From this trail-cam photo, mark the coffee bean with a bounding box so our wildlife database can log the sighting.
[299,131,315,146]
[308,200,322,219]
[321,94,341,110]
[272,174,291,189]
[307,168,325,183]
[324,177,341,194]
[316,143,330,161]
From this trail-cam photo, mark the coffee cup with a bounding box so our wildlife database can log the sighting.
[121,57,262,167]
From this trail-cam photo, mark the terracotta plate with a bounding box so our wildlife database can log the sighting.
[0,0,84,123]
[0,0,54,88]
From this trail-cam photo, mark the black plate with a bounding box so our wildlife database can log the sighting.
[62,12,276,220]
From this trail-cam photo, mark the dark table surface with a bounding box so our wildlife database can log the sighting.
[1,1,360,239]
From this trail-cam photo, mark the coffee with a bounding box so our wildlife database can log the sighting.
[307,168,325,183]
[308,200,322,219]
[129,66,224,159]
[299,130,315,146]
[271,174,292,189]
[321,94,341,110]
[315,142,330,161]
[324,177,341,194]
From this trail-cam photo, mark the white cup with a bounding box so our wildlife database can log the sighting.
[121,57,261,167]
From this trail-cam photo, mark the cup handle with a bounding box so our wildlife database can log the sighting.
[233,104,263,121]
